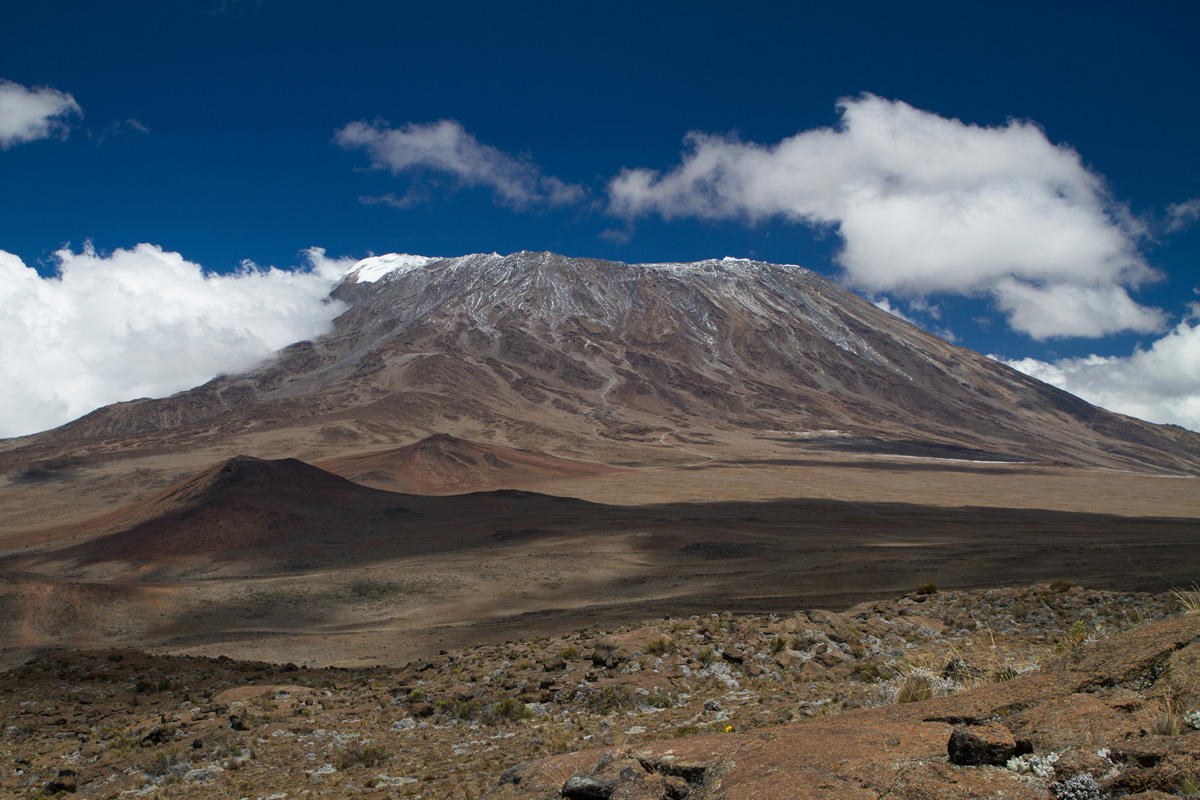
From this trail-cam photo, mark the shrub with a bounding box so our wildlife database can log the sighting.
[490,696,532,723]
[1055,620,1090,653]
[646,637,675,656]
[769,636,788,656]
[895,672,938,703]
[143,746,185,777]
[560,646,581,660]
[585,685,639,715]
[696,647,716,666]
[915,583,938,596]
[336,741,388,770]
[453,699,481,720]
[852,661,886,683]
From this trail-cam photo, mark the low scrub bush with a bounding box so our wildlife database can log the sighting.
[336,741,388,770]
[584,685,639,715]
[1055,620,1091,653]
[489,696,532,723]
[646,637,676,656]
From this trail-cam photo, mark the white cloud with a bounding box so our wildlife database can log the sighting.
[871,297,918,325]
[0,244,351,438]
[1167,198,1200,233]
[0,79,82,149]
[999,306,1200,432]
[336,119,585,210]
[608,94,1164,340]
[993,279,1167,339]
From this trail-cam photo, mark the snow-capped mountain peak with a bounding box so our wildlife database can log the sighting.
[346,253,440,284]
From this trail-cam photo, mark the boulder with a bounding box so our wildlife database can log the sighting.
[797,659,833,682]
[562,773,614,799]
[805,609,860,645]
[947,723,1023,765]
[773,649,805,670]
[44,770,76,794]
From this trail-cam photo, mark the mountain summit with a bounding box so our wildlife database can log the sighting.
[6,251,1200,474]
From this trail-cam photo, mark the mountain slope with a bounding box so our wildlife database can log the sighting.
[4,251,1199,475]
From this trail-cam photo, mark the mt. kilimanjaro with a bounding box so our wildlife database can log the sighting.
[5,251,1199,475]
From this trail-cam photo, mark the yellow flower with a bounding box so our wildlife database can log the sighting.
[724,725,733,733]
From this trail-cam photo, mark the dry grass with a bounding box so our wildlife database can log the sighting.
[895,671,939,703]
[1172,583,1200,615]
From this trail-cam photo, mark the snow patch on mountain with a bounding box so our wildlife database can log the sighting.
[347,253,440,283]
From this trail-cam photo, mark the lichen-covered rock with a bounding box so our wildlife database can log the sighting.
[1050,772,1101,800]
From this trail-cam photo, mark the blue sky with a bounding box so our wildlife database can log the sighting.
[2,0,1199,436]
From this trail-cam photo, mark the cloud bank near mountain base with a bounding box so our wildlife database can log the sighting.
[1000,306,1200,432]
[0,244,351,437]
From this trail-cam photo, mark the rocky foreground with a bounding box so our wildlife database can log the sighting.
[2,583,1197,799]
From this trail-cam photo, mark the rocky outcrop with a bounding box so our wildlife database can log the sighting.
[484,615,1200,799]
[2,586,1193,799]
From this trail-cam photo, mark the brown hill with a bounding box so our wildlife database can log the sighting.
[17,455,593,581]
[314,433,621,493]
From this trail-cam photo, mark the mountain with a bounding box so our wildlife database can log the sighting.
[3,251,1199,476]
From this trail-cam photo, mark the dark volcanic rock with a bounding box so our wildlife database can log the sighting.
[947,722,1024,765]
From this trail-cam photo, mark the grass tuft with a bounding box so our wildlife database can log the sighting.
[1172,583,1200,615]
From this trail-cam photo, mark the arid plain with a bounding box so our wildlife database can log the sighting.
[2,428,1196,671]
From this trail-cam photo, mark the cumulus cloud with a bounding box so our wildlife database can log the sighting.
[0,79,82,149]
[999,305,1200,432]
[608,94,1164,340]
[0,243,352,438]
[336,119,585,210]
